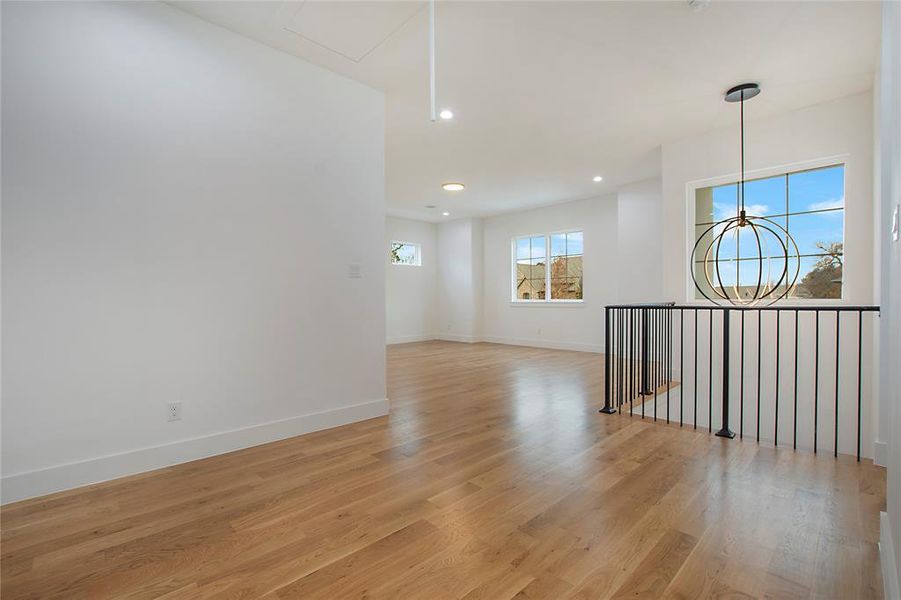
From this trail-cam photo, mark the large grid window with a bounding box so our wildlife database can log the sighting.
[694,164,844,300]
[513,231,583,302]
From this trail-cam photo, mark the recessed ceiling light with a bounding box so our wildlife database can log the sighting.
[593,175,603,182]
[425,204,436,209]
[442,211,450,216]
[442,182,464,191]
[439,109,454,120]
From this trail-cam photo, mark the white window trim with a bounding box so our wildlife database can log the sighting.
[510,228,584,304]
[509,301,585,308]
[389,240,421,266]
[683,154,849,306]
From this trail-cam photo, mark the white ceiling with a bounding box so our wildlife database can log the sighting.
[172,1,881,221]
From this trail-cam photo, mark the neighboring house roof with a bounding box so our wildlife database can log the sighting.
[516,256,582,294]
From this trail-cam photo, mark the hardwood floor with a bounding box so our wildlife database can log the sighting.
[1,341,886,599]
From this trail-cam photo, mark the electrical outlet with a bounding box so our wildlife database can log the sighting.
[167,401,182,422]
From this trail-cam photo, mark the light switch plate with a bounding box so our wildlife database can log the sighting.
[892,204,899,242]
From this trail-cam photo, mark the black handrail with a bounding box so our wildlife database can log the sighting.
[605,303,879,312]
[601,302,880,461]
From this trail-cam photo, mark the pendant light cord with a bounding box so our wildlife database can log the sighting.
[429,0,436,122]
[739,92,745,217]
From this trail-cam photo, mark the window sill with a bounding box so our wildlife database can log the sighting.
[684,298,849,307]
[509,301,585,308]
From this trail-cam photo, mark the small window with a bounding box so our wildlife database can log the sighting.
[512,231,583,302]
[693,164,844,300]
[389,241,421,266]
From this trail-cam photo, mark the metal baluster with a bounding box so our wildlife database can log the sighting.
[775,310,781,447]
[835,311,841,458]
[613,309,617,410]
[617,309,623,412]
[620,308,624,412]
[632,308,648,408]
[640,309,647,397]
[658,308,663,393]
[653,309,661,421]
[857,310,862,461]
[708,309,713,433]
[629,313,641,414]
[640,309,644,418]
[666,309,673,424]
[757,310,762,443]
[680,309,684,428]
[620,308,625,412]
[740,309,745,439]
[651,307,655,395]
[793,309,799,450]
[694,309,698,430]
[629,309,633,414]
[814,311,819,452]
[629,309,641,408]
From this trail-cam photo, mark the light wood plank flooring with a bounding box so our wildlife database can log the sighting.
[1,341,886,599]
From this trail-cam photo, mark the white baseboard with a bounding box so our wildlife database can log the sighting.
[386,334,435,345]
[875,440,889,467]
[480,335,602,353]
[433,333,481,343]
[0,398,389,505]
[388,334,601,353]
[882,511,901,600]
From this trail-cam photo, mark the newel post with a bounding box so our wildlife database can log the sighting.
[601,306,616,414]
[716,308,736,438]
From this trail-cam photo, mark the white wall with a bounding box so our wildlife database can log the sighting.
[879,0,901,595]
[386,217,437,344]
[435,218,483,342]
[1,1,386,503]
[616,178,664,304]
[481,194,619,352]
[874,62,888,468]
[413,180,662,353]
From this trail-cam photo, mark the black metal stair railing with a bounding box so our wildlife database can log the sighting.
[601,303,880,461]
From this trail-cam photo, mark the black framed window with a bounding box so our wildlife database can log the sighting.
[694,164,844,300]
[513,231,583,302]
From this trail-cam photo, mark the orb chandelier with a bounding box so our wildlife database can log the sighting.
[690,83,800,306]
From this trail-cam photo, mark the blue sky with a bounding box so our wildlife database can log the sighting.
[517,232,583,263]
[706,164,844,222]
[701,164,844,258]
[513,166,843,289]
